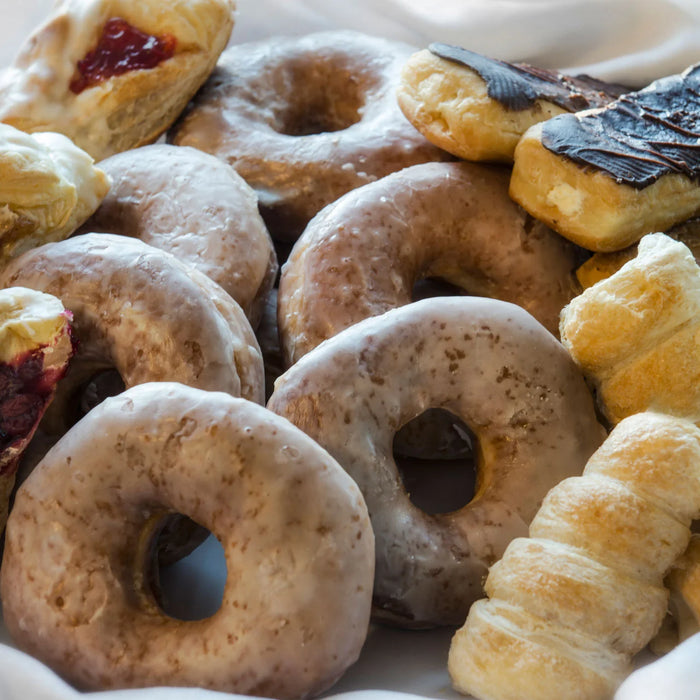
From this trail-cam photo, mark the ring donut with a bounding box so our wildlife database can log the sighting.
[77,144,278,328]
[1,381,375,697]
[278,161,582,366]
[168,30,451,242]
[0,233,264,443]
[0,0,235,161]
[268,296,604,627]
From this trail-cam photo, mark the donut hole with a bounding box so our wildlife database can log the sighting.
[146,513,226,621]
[60,368,126,428]
[412,276,466,302]
[393,409,477,515]
[273,57,368,136]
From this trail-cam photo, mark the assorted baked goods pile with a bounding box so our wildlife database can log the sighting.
[1,1,700,699]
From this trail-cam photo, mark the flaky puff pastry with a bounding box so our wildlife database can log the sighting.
[0,123,109,264]
[0,0,235,161]
[560,232,700,426]
[449,411,700,700]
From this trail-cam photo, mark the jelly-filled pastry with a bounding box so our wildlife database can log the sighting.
[0,0,235,160]
[397,43,626,163]
[0,123,109,264]
[0,287,74,530]
[510,63,700,252]
[560,232,700,426]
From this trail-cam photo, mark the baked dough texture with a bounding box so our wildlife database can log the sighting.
[510,63,700,252]
[0,233,264,449]
[1,382,375,697]
[77,144,277,328]
[397,45,624,163]
[559,232,700,426]
[278,160,581,366]
[0,123,109,264]
[269,296,604,627]
[449,411,700,700]
[169,30,451,242]
[575,217,700,290]
[0,0,235,160]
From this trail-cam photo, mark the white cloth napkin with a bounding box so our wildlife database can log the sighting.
[0,1,700,699]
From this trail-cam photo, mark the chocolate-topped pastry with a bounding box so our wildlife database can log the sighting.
[396,43,626,162]
[510,63,700,252]
[429,43,626,113]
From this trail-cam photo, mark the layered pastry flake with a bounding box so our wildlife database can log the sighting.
[0,123,109,264]
[0,286,74,529]
[449,411,700,700]
[0,0,236,160]
[560,232,700,425]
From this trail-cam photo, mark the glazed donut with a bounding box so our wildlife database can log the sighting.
[1,381,375,697]
[278,160,582,366]
[510,63,700,252]
[0,0,235,161]
[0,233,264,445]
[397,43,626,163]
[256,287,285,402]
[268,296,605,627]
[168,30,452,242]
[0,122,109,264]
[0,286,74,530]
[77,144,278,328]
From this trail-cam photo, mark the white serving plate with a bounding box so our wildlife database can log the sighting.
[1,1,700,699]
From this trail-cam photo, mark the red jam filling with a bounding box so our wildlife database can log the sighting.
[0,345,72,474]
[69,17,177,94]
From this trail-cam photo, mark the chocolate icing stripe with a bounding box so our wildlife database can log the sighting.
[428,42,624,112]
[540,64,700,188]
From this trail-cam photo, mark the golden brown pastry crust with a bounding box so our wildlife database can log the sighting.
[396,46,623,164]
[510,65,700,252]
[0,287,74,530]
[560,232,700,425]
[510,123,700,252]
[0,0,235,160]
[449,411,700,700]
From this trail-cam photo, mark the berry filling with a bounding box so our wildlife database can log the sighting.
[0,346,72,474]
[69,18,177,94]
